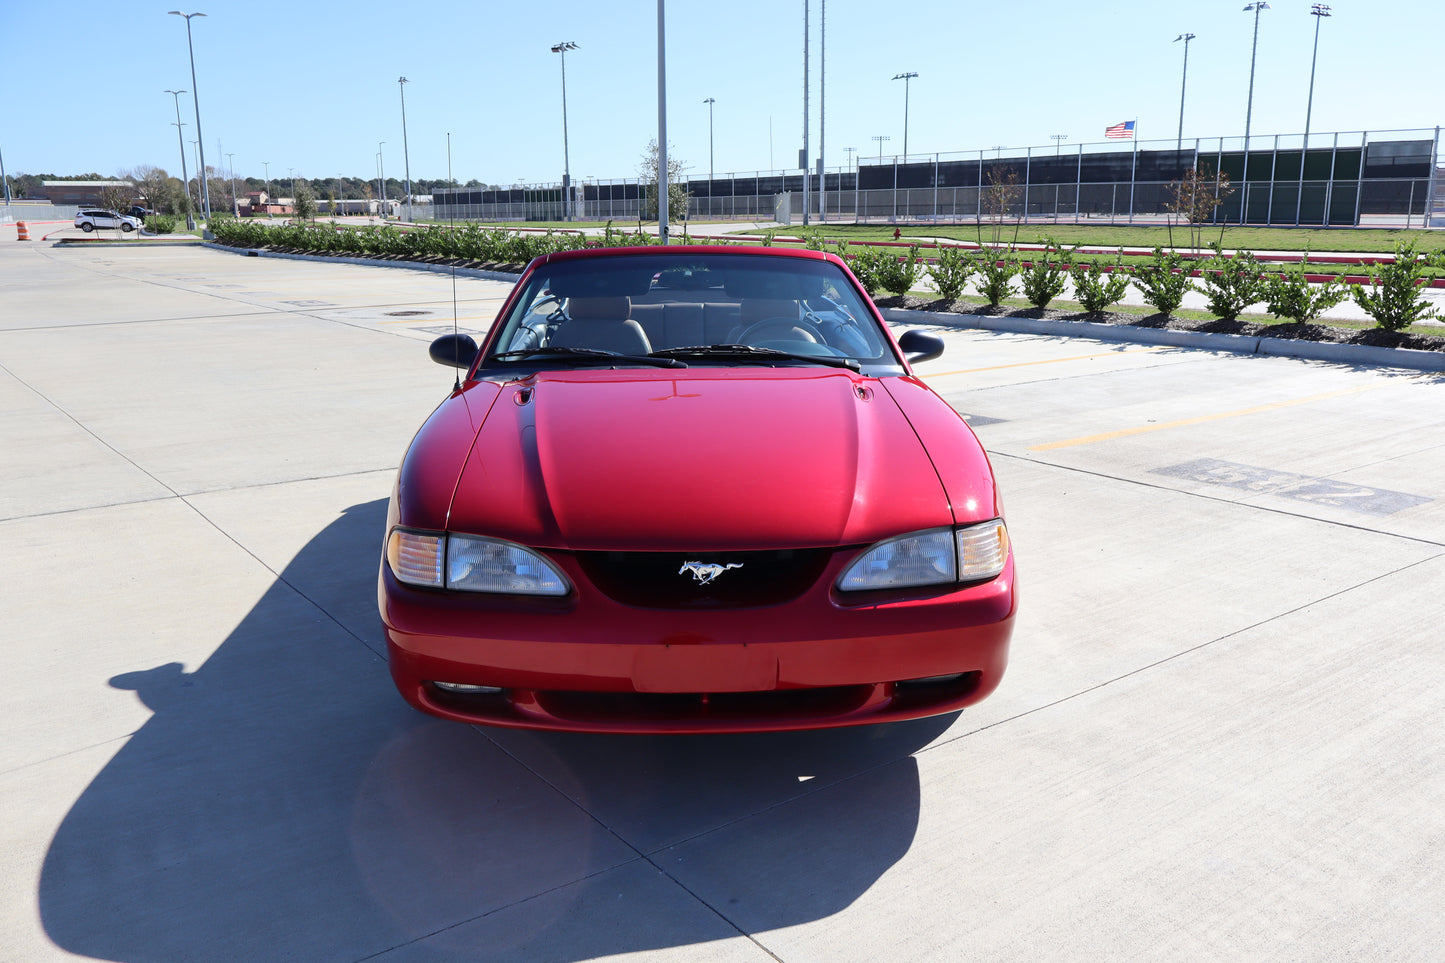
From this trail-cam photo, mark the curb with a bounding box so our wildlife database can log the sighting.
[879,307,1445,373]
[202,243,523,283]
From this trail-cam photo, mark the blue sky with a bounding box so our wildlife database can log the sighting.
[5,0,1440,188]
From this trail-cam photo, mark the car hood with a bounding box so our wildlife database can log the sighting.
[446,369,957,551]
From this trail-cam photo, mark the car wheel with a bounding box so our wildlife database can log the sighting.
[81,223,94,232]
[121,222,135,232]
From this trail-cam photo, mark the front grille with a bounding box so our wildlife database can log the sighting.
[575,548,832,609]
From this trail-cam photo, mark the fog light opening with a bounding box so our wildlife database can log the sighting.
[899,672,972,687]
[432,681,505,694]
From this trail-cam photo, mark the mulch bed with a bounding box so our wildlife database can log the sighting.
[872,294,1445,354]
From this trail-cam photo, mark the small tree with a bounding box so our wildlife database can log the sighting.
[638,139,691,223]
[292,184,317,222]
[1019,240,1074,310]
[1069,259,1132,315]
[1351,242,1440,332]
[1263,257,1348,324]
[1131,248,1193,317]
[846,245,892,296]
[1198,248,1268,321]
[979,167,1023,246]
[974,247,1020,306]
[1165,165,1235,252]
[877,243,924,296]
[98,184,134,214]
[929,245,976,301]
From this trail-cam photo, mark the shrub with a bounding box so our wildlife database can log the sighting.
[145,214,178,235]
[1198,249,1267,321]
[929,245,975,301]
[1019,241,1074,310]
[1351,242,1440,331]
[974,247,1019,306]
[877,243,924,296]
[1263,257,1348,324]
[846,245,892,295]
[1069,259,1131,314]
[1130,247,1192,316]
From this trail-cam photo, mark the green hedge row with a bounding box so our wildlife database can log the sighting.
[207,220,683,263]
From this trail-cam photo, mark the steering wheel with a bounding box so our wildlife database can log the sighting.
[736,317,827,346]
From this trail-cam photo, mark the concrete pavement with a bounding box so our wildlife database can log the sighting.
[2,241,1443,961]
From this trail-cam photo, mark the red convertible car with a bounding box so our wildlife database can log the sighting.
[378,246,1015,732]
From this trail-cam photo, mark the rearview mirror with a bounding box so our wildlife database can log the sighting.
[429,334,478,369]
[897,330,944,364]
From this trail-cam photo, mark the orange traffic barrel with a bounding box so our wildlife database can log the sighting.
[16,221,30,241]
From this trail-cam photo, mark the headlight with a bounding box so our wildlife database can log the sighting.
[837,520,1008,592]
[386,529,570,596]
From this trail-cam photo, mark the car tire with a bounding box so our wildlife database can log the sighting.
[121,222,135,233]
[81,223,94,232]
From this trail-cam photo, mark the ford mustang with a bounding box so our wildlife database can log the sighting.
[378,245,1016,733]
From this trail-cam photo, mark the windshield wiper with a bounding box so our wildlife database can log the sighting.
[490,346,686,369]
[650,344,860,370]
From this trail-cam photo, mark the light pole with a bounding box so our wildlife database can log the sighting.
[375,152,382,218]
[287,168,294,201]
[164,89,193,229]
[892,72,918,161]
[225,152,237,216]
[337,173,344,217]
[551,42,578,221]
[398,76,413,222]
[703,97,715,185]
[1303,5,1331,144]
[169,12,211,222]
[377,142,386,218]
[1243,3,1269,148]
[656,3,669,243]
[1300,4,1332,225]
[871,135,890,162]
[262,161,270,198]
[191,140,202,208]
[1050,134,1067,156]
[1174,32,1195,151]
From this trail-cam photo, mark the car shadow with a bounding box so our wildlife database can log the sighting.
[39,498,951,962]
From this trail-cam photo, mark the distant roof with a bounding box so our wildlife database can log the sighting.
[42,180,134,188]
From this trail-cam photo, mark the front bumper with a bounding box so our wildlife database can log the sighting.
[379,552,1015,733]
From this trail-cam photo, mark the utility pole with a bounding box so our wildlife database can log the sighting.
[1243,3,1269,146]
[1174,33,1196,151]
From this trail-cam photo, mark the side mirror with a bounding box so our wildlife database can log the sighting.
[897,329,945,365]
[429,334,479,370]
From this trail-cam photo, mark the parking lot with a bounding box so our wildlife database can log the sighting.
[3,241,1443,962]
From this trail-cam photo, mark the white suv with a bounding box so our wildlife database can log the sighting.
[75,209,141,233]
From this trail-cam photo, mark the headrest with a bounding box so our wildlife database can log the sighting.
[568,296,632,321]
[740,298,800,324]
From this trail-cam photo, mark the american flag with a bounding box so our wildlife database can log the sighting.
[1105,120,1135,139]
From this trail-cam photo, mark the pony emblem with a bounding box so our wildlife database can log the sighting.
[679,561,743,585]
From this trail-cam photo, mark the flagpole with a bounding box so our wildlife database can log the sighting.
[1128,118,1138,224]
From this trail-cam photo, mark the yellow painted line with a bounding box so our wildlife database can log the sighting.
[1029,383,1384,451]
[922,346,1169,379]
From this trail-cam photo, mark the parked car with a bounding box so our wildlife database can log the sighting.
[379,245,1017,733]
[75,209,141,233]
[128,205,156,220]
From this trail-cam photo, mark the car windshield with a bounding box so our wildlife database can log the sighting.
[480,252,899,373]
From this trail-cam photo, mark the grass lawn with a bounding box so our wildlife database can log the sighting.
[733,223,1445,255]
